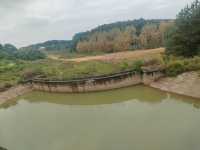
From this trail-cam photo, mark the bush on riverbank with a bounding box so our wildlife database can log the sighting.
[164,56,200,76]
[0,59,26,91]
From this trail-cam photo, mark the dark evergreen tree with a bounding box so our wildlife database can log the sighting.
[166,0,200,57]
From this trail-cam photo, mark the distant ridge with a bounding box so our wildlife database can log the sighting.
[20,18,174,52]
[20,40,73,52]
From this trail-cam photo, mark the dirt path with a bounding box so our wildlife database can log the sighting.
[49,48,165,62]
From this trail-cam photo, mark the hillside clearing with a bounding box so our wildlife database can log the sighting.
[49,48,165,63]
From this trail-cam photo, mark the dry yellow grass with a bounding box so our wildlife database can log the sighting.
[49,48,165,63]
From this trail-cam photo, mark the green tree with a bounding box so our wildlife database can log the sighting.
[15,49,46,61]
[166,0,200,57]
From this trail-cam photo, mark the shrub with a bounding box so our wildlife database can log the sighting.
[164,55,200,76]
[132,60,144,72]
[166,60,185,76]
[119,61,129,71]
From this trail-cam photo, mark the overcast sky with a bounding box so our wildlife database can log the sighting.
[0,0,194,47]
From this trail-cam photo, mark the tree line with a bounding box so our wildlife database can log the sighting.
[76,21,173,52]
[20,40,73,52]
[0,43,46,61]
[20,19,173,53]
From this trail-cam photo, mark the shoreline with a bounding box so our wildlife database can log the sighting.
[150,72,200,99]
[0,71,199,105]
[149,86,200,100]
[0,84,33,105]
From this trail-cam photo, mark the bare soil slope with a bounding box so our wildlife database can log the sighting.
[49,48,165,62]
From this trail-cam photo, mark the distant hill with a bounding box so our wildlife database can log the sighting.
[20,40,73,52]
[20,18,174,53]
[72,18,170,40]
[0,43,46,60]
[0,43,18,59]
[73,18,174,52]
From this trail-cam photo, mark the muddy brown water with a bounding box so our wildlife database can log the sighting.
[0,85,200,150]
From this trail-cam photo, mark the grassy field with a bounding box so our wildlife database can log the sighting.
[0,48,165,90]
[1,48,200,91]
[32,48,165,80]
[0,59,143,91]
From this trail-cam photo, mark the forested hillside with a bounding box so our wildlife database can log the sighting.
[0,43,46,61]
[75,19,174,52]
[21,19,174,53]
[0,19,174,60]
[0,43,17,59]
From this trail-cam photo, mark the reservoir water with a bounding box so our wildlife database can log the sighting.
[0,85,200,150]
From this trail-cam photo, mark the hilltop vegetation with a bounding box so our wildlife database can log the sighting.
[20,40,73,53]
[0,43,46,61]
[76,19,173,52]
[21,19,173,53]
[0,43,17,59]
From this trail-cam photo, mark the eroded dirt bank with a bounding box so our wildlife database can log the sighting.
[0,84,32,105]
[150,71,200,99]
